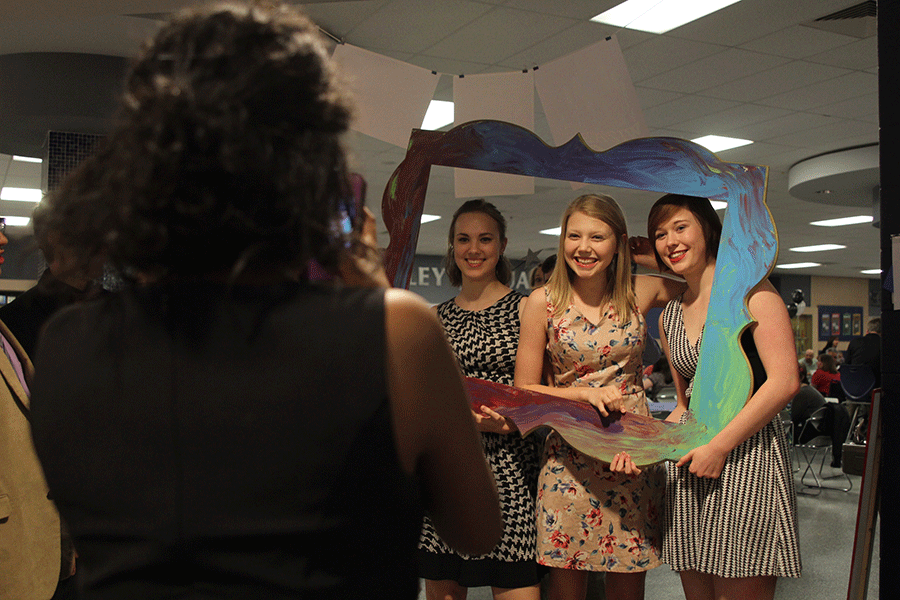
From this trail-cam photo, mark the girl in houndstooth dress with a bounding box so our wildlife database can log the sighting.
[417,200,542,600]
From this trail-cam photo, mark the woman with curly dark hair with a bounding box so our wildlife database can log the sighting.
[28,3,500,599]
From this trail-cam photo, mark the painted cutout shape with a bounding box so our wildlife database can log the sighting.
[382,120,776,465]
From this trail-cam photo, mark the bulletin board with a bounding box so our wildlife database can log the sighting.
[818,305,863,342]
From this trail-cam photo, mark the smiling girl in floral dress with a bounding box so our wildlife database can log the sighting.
[515,194,682,600]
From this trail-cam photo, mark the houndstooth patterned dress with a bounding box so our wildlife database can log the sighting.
[418,290,541,585]
[661,297,802,578]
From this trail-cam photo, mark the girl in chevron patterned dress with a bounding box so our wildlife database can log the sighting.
[515,194,683,600]
[417,200,542,600]
[648,195,801,600]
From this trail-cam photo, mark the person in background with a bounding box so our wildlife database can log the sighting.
[648,194,801,600]
[28,4,500,599]
[811,353,841,397]
[820,335,838,355]
[540,254,557,282]
[0,203,106,359]
[847,316,881,387]
[0,216,64,600]
[418,199,540,600]
[797,348,816,381]
[515,193,683,600]
[530,265,546,289]
[791,364,850,468]
[826,346,844,367]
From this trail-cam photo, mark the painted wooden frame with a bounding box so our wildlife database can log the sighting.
[381,120,776,464]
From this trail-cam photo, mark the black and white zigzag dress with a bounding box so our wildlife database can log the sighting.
[661,298,802,578]
[417,290,542,588]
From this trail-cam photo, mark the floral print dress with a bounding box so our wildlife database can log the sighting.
[537,289,665,572]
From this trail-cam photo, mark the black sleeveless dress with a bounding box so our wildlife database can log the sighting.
[31,282,422,599]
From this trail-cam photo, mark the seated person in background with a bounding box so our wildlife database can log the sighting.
[28,4,501,599]
[797,348,816,380]
[791,364,851,467]
[826,346,844,367]
[811,353,841,396]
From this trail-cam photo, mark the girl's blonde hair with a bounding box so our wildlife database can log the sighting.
[546,194,635,322]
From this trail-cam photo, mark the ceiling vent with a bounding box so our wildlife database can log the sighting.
[801,1,876,38]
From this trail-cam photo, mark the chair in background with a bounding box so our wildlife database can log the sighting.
[795,406,852,495]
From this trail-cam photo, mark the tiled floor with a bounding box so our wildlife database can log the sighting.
[419,467,881,599]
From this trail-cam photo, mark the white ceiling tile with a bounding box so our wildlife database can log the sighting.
[425,6,575,66]
[623,36,724,83]
[677,103,793,136]
[638,48,789,94]
[346,0,493,55]
[703,60,851,103]
[500,21,610,71]
[759,71,877,111]
[738,24,856,59]
[642,95,740,129]
[807,36,878,71]
[732,111,840,142]
[635,87,683,110]
[766,118,877,148]
[818,93,879,122]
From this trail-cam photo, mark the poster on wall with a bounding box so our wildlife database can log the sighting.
[819,305,864,341]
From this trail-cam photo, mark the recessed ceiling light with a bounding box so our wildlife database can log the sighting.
[691,135,753,152]
[709,200,727,210]
[810,215,873,227]
[860,269,882,275]
[790,244,846,252]
[421,100,454,130]
[591,0,742,35]
[0,187,43,202]
[420,214,441,224]
[0,216,31,226]
[777,262,821,269]
[12,155,42,163]
[540,227,561,236]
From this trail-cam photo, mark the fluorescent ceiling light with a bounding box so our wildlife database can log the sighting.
[860,269,882,275]
[12,155,42,163]
[591,0,742,34]
[0,187,43,202]
[691,135,753,152]
[421,100,454,131]
[0,216,31,227]
[540,227,561,236]
[709,200,727,210]
[810,215,874,227]
[790,244,845,252]
[420,214,441,224]
[777,262,821,269]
